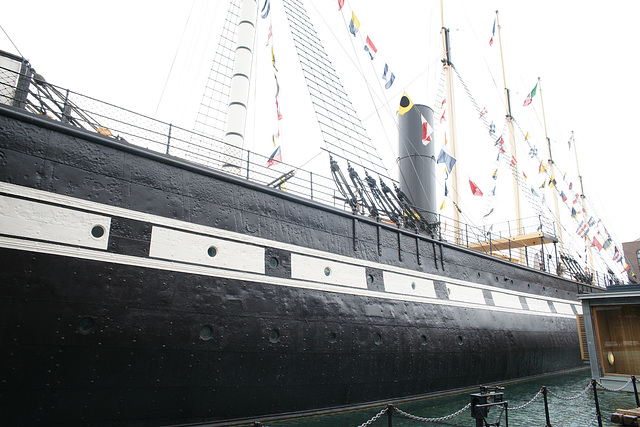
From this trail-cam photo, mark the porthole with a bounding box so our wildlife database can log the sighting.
[269,329,280,343]
[420,335,427,345]
[207,246,218,258]
[269,257,279,268]
[324,267,331,276]
[329,332,337,343]
[199,325,213,340]
[78,317,95,334]
[374,333,382,345]
[411,282,416,290]
[367,274,374,284]
[457,335,464,346]
[90,225,105,239]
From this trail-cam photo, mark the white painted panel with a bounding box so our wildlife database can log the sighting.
[447,283,485,305]
[527,297,551,313]
[383,271,436,298]
[149,226,264,274]
[0,195,110,250]
[492,292,522,309]
[554,302,575,315]
[291,253,366,289]
[574,304,583,315]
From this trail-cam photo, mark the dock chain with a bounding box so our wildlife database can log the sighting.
[393,402,471,422]
[547,382,593,400]
[356,406,389,427]
[594,376,633,392]
[507,390,541,411]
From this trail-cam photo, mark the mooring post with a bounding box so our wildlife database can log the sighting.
[591,379,603,427]
[504,400,509,427]
[633,375,640,407]
[386,404,394,427]
[541,386,551,426]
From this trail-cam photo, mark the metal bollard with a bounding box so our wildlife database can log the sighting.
[386,404,394,427]
[591,379,603,427]
[542,386,551,427]
[633,375,640,408]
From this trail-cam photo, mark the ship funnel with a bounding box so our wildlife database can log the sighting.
[223,0,258,174]
[397,102,437,219]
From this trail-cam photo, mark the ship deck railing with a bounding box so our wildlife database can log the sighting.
[0,54,613,290]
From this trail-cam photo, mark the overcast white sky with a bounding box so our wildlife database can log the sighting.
[2,1,638,269]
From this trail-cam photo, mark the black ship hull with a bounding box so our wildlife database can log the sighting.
[0,106,589,425]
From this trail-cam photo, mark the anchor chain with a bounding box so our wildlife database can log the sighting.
[393,402,471,422]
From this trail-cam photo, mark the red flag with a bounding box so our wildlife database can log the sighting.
[422,120,433,144]
[338,0,344,10]
[440,109,446,123]
[510,155,517,166]
[591,237,603,251]
[469,179,483,196]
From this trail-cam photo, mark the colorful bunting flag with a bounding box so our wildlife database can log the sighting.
[591,237,603,251]
[338,0,344,11]
[440,109,446,123]
[399,92,413,115]
[271,47,278,71]
[440,199,445,210]
[489,18,496,46]
[549,176,556,187]
[261,0,270,19]
[571,207,577,218]
[560,191,567,202]
[364,36,377,60]
[523,83,538,106]
[385,73,395,89]
[539,160,547,173]
[492,169,498,180]
[588,216,596,227]
[349,12,360,36]
[267,146,282,167]
[613,247,621,261]
[266,24,272,46]
[510,155,517,167]
[469,179,483,196]
[531,186,539,197]
[603,238,612,250]
[422,119,434,144]
[437,149,457,174]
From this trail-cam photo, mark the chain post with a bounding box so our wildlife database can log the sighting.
[542,386,551,427]
[633,375,640,407]
[386,404,394,427]
[591,379,603,427]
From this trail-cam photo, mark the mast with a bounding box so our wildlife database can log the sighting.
[571,131,593,276]
[223,0,258,174]
[538,77,564,253]
[440,0,461,239]
[495,11,523,238]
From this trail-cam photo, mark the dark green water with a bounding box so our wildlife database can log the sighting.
[252,369,638,426]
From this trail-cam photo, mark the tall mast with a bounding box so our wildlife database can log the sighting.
[495,11,523,237]
[538,77,564,252]
[223,0,258,174]
[571,131,593,275]
[440,0,461,239]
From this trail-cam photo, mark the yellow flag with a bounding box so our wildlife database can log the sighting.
[525,132,530,141]
[399,92,414,115]
[439,199,445,210]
